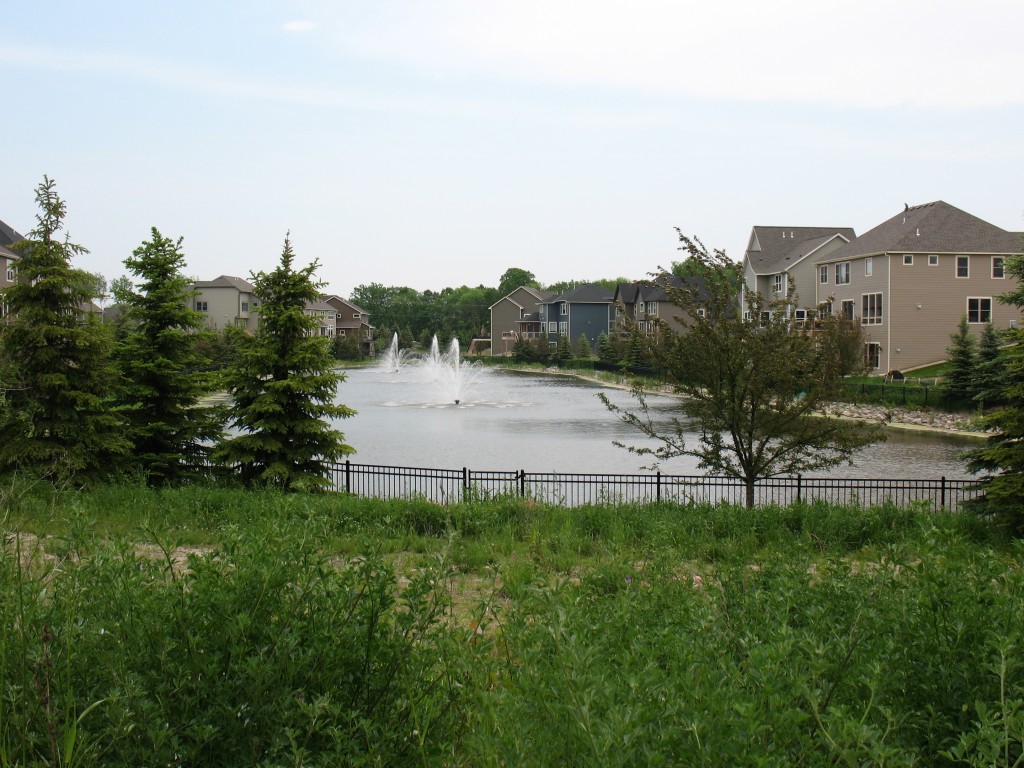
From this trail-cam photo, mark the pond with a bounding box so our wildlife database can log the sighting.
[333,367,977,480]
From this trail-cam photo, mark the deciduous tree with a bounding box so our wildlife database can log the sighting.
[0,177,129,482]
[213,236,355,491]
[117,228,224,484]
[602,231,882,508]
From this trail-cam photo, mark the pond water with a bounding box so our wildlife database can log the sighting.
[333,367,978,480]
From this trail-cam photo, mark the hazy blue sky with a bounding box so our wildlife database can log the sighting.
[3,1,1023,295]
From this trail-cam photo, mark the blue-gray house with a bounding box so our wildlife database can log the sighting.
[537,284,615,354]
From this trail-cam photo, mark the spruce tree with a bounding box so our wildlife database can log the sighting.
[0,177,129,483]
[597,330,616,363]
[943,315,977,402]
[212,236,355,491]
[966,250,1024,534]
[555,333,573,363]
[575,333,592,359]
[973,323,1004,409]
[117,228,224,484]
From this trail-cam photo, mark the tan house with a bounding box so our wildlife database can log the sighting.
[815,201,1024,373]
[742,226,855,318]
[488,286,553,356]
[0,221,21,320]
[191,275,260,332]
[323,294,374,355]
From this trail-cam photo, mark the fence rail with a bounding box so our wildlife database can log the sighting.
[326,461,982,511]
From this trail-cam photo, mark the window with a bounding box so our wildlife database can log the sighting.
[928,254,938,266]
[968,297,992,324]
[559,321,567,335]
[865,257,873,277]
[835,262,850,285]
[196,301,208,312]
[353,312,361,318]
[697,307,706,318]
[794,309,808,321]
[338,329,346,336]
[819,265,828,284]
[993,257,1005,279]
[773,274,783,294]
[841,300,855,320]
[864,342,881,370]
[548,322,558,334]
[241,302,249,312]
[646,301,657,316]
[903,254,913,266]
[862,293,883,325]
[957,256,969,278]
[5,266,13,282]
[559,302,568,315]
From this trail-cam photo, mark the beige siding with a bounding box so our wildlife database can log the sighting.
[195,286,258,331]
[490,296,523,356]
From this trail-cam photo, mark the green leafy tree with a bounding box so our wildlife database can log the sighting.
[973,323,1004,408]
[333,333,363,360]
[213,236,355,491]
[0,177,129,483]
[602,231,882,508]
[575,334,592,359]
[497,267,538,297]
[116,228,224,484]
[966,251,1024,534]
[944,315,977,402]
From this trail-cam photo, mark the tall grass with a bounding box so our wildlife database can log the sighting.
[2,483,1021,765]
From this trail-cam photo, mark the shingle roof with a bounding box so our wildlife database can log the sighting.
[818,201,1022,263]
[193,275,256,291]
[746,226,855,275]
[545,284,614,303]
[0,219,25,248]
[322,294,368,315]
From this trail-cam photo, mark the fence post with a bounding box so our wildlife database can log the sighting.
[345,460,351,494]
[519,469,525,497]
[796,474,802,504]
[657,471,662,502]
[941,476,946,509]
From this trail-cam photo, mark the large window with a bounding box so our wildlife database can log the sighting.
[956,256,969,278]
[862,293,882,325]
[646,301,658,316]
[993,257,1005,279]
[835,262,851,285]
[968,297,992,324]
[841,300,855,321]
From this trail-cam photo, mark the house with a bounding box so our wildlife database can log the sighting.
[191,275,260,332]
[814,201,1024,373]
[742,225,855,318]
[305,298,338,338]
[613,275,709,338]
[0,219,23,319]
[322,294,374,355]
[537,284,615,354]
[488,285,554,356]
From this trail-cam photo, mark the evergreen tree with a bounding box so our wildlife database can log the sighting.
[117,228,224,484]
[0,177,129,483]
[510,335,535,362]
[596,331,614,363]
[966,251,1024,534]
[555,334,573,363]
[212,236,355,491]
[575,334,592,359]
[973,323,1004,408]
[624,329,648,368]
[944,315,977,402]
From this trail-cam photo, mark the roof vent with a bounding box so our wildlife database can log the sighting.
[782,231,786,238]
[916,228,920,236]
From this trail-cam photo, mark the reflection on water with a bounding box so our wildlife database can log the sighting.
[336,367,976,479]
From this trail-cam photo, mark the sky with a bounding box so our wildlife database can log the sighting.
[3,1,1023,296]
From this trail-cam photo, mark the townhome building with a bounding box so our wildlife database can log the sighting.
[537,284,615,353]
[814,201,1023,373]
[0,219,23,319]
[742,225,855,318]
[323,295,374,355]
[613,275,709,337]
[488,285,553,356]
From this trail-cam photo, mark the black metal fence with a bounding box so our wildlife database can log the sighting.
[328,461,982,511]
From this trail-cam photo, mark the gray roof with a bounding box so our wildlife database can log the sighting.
[746,226,856,275]
[616,275,710,304]
[489,285,553,311]
[193,275,256,292]
[818,201,1023,263]
[322,294,369,315]
[544,284,614,304]
[306,299,336,312]
[0,219,25,248]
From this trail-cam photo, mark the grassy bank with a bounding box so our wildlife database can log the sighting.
[2,483,1022,765]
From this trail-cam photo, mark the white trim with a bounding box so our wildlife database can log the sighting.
[992,256,1005,279]
[967,296,992,324]
[956,255,970,278]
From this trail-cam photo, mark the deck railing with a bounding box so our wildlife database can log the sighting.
[326,461,982,510]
